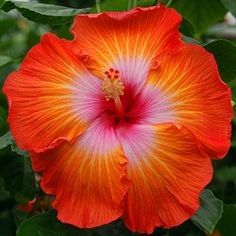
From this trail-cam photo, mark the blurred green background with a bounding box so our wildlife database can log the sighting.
[0,0,235,235]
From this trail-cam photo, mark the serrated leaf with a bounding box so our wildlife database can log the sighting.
[221,0,236,16]
[191,189,223,233]
[0,55,12,68]
[170,0,227,36]
[1,1,90,25]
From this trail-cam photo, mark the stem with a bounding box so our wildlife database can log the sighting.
[133,0,137,8]
[96,0,101,13]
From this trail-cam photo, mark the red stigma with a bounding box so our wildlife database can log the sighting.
[105,68,120,79]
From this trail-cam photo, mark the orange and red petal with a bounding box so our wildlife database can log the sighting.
[3,33,104,152]
[71,5,182,92]
[117,123,213,233]
[31,117,130,227]
[147,44,233,159]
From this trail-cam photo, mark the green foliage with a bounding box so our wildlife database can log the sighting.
[205,40,236,107]
[216,204,236,235]
[205,40,236,83]
[137,0,156,7]
[0,152,36,204]
[221,0,236,16]
[0,55,12,68]
[91,0,128,12]
[180,18,195,37]
[1,1,90,24]
[170,0,227,36]
[0,133,35,204]
[215,166,236,182]
[0,131,11,150]
[191,190,223,233]
[16,211,132,236]
[16,211,83,236]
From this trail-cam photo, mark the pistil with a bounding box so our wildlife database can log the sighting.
[102,68,125,119]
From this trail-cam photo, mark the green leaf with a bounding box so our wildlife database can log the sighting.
[137,0,156,7]
[205,40,236,83]
[191,189,223,233]
[0,210,16,236]
[170,0,227,36]
[0,16,18,37]
[215,166,236,182]
[17,210,132,236]
[1,1,90,25]
[11,142,28,157]
[0,154,36,204]
[91,0,128,12]
[12,208,29,228]
[180,17,195,37]
[0,178,10,201]
[0,55,12,68]
[0,131,28,156]
[16,211,87,236]
[0,0,5,8]
[221,0,236,16]
[0,131,12,150]
[216,204,236,235]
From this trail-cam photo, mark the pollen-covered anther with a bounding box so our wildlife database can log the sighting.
[102,77,124,101]
[102,68,124,101]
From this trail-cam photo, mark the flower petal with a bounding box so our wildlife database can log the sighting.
[117,124,213,233]
[147,45,233,158]
[3,33,104,152]
[31,117,130,228]
[71,5,182,92]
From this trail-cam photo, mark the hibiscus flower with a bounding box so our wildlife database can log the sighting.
[3,5,232,234]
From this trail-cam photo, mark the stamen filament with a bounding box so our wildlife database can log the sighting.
[102,68,125,119]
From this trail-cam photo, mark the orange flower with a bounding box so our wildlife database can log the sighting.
[3,5,232,234]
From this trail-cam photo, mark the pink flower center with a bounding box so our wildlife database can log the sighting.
[102,68,144,126]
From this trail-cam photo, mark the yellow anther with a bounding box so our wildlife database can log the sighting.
[102,77,124,101]
[102,69,125,119]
